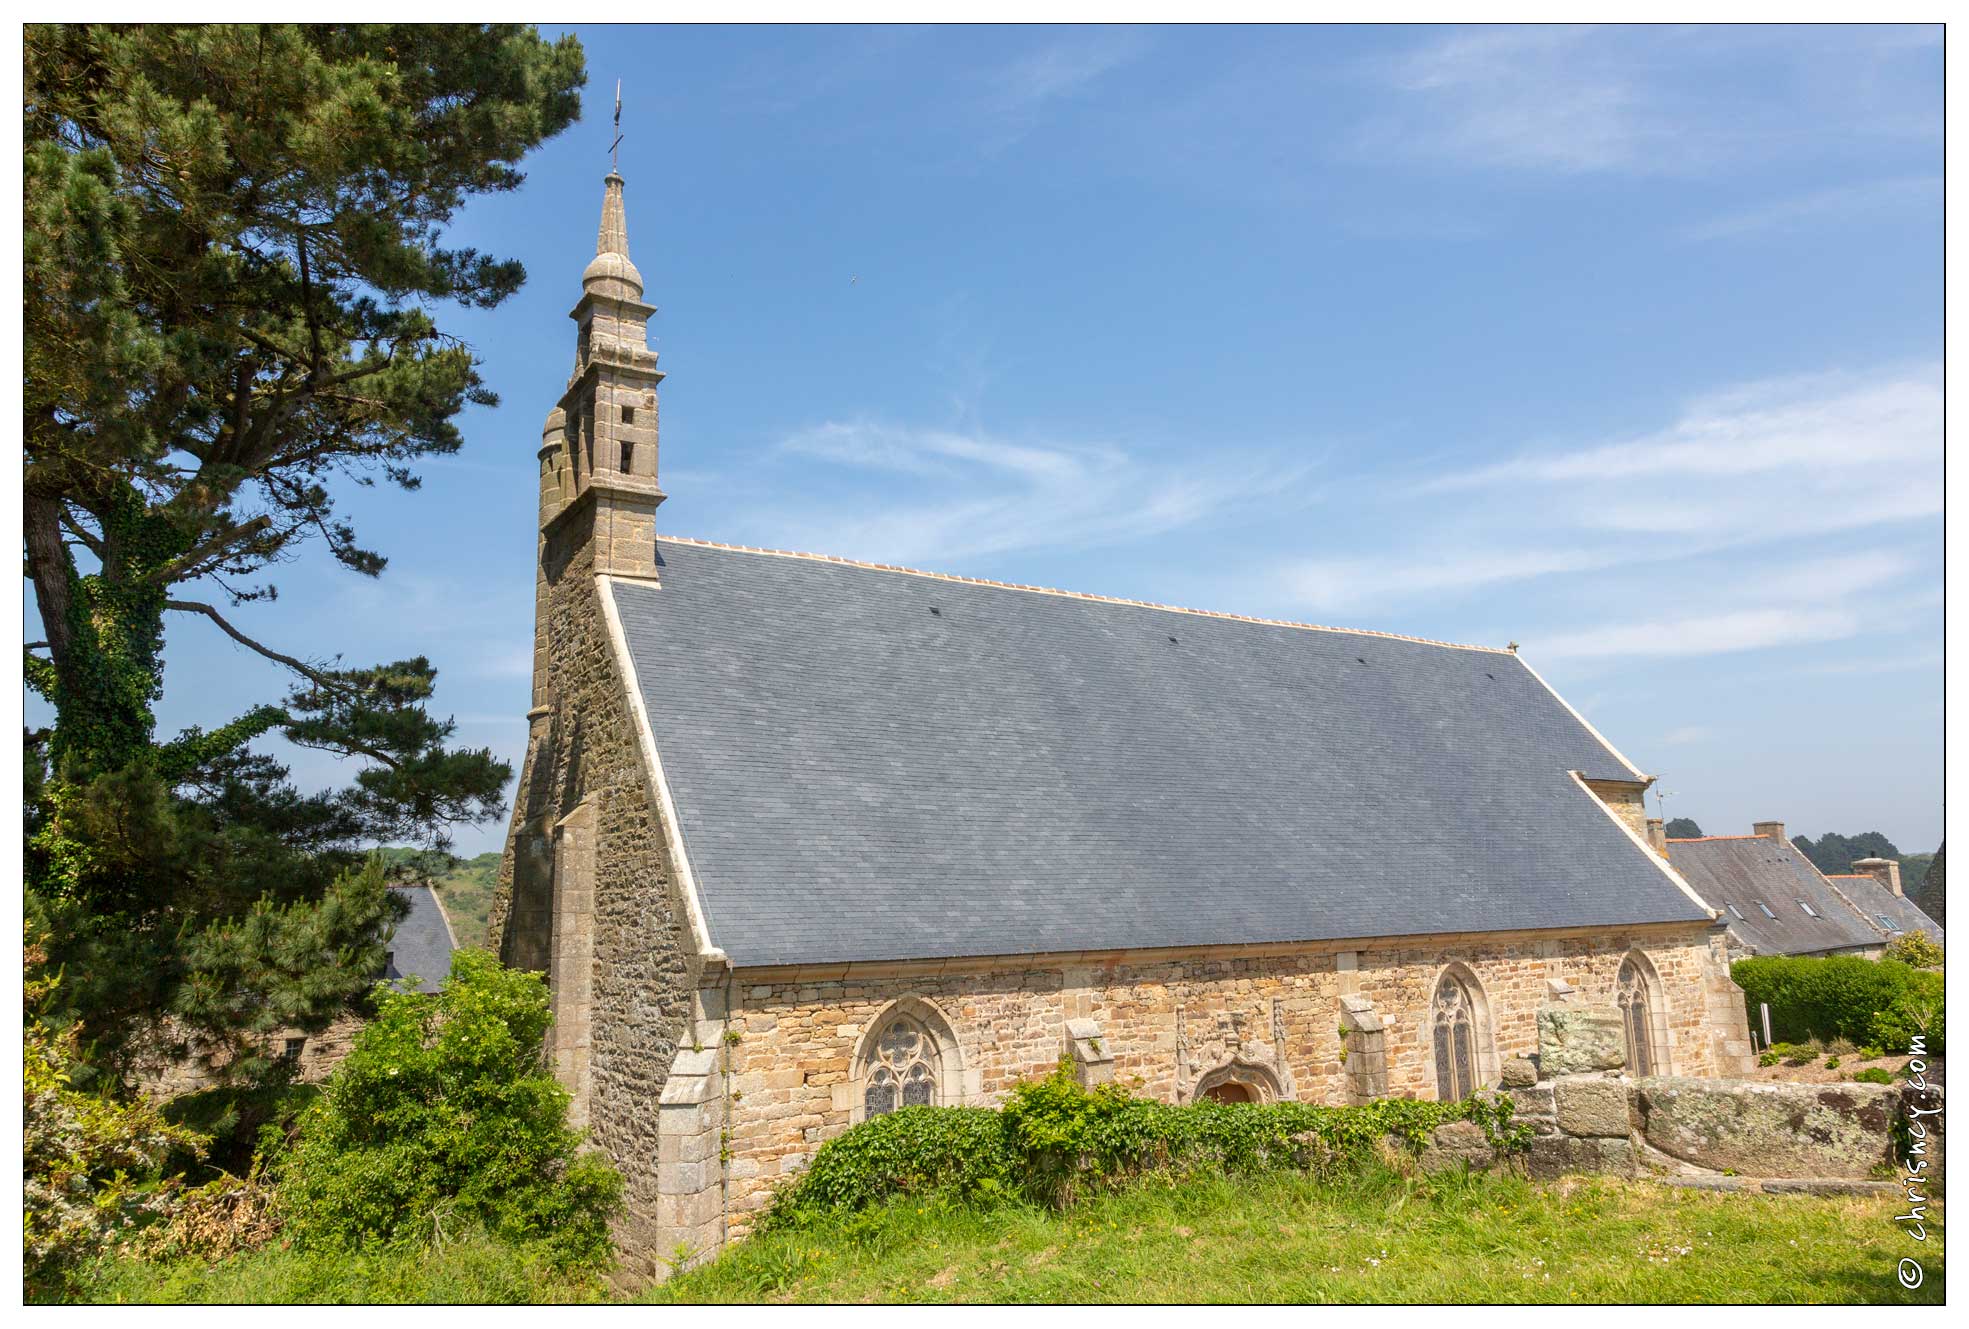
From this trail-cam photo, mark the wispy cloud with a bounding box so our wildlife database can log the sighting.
[1352,25,1939,176]
[764,419,1310,568]
[970,30,1148,152]
[1256,363,1938,661]
[1534,607,1860,661]
[1438,367,1939,489]
[1678,175,1941,241]
[1279,547,1614,614]
[1660,725,1713,746]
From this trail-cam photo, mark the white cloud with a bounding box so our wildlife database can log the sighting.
[1362,26,1646,173]
[1678,175,1941,242]
[971,31,1148,151]
[1533,607,1861,661]
[1660,725,1713,746]
[1439,367,1940,489]
[767,419,1310,568]
[1279,547,1613,613]
[1255,363,1937,667]
[1353,25,1939,176]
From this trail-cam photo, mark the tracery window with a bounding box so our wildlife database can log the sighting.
[1432,971,1481,1102]
[1617,956,1658,1076]
[862,1013,939,1118]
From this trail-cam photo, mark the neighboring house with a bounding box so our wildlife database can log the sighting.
[135,883,458,1096]
[1666,824,1944,959]
[1822,858,1945,949]
[487,167,1756,1278]
[382,882,460,994]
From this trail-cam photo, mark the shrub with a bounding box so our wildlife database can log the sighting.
[1823,1057,1840,1070]
[762,1062,1525,1229]
[276,949,622,1270]
[1852,1067,1895,1085]
[1857,1046,1885,1061]
[25,931,207,1301]
[1884,932,1943,970]
[1732,955,1945,1055]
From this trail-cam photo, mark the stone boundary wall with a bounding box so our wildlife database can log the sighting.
[1436,1001,1937,1194]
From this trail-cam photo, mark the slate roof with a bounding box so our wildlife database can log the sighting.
[610,539,1714,969]
[1664,837,1883,956]
[1824,875,1944,946]
[384,885,458,994]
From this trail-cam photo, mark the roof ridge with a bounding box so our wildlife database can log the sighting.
[1666,835,1769,843]
[656,534,1516,655]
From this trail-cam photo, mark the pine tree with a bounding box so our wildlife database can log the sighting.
[22,24,586,1092]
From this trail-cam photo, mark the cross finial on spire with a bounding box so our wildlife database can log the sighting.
[610,79,623,172]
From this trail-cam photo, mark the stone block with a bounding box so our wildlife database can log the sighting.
[1500,1056,1538,1088]
[1528,1133,1636,1181]
[1537,1004,1626,1076]
[1505,1082,1555,1121]
[668,1047,719,1078]
[1416,1119,1498,1173]
[1554,1076,1632,1139]
[1632,1077,1897,1180]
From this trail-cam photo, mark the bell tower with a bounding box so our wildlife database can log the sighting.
[537,166,666,579]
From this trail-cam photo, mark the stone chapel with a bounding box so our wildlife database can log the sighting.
[489,168,1757,1279]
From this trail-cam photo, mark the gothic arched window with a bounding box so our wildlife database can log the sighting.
[1432,970,1483,1102]
[861,1010,941,1119]
[1618,955,1660,1076]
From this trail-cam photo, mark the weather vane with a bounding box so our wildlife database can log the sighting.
[610,79,623,172]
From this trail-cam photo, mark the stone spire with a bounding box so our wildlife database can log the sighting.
[582,172,644,301]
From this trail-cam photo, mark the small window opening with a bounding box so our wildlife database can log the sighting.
[1877,913,1898,930]
[620,440,636,472]
[283,1037,307,1061]
[1756,901,1777,919]
[621,405,635,424]
[1726,903,1745,920]
[1797,900,1818,918]
[929,606,942,616]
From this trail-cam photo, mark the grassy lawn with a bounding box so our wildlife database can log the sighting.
[80,1167,1942,1305]
[648,1168,1943,1305]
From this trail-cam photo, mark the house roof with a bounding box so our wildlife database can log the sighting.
[384,884,457,994]
[1664,836,1883,955]
[610,538,1713,969]
[1824,875,1944,945]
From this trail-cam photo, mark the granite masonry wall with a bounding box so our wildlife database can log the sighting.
[488,496,698,1279]
[708,922,1748,1241]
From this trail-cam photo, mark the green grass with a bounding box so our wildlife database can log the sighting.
[78,1168,1944,1305]
[648,1167,1944,1305]
[78,1233,608,1305]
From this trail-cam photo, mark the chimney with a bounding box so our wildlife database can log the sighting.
[1753,821,1786,843]
[1852,857,1903,897]
[1646,818,1668,856]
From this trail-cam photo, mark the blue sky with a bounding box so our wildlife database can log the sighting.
[42,24,1943,858]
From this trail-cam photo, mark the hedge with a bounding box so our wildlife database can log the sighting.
[1732,954,1944,1055]
[760,1062,1527,1229]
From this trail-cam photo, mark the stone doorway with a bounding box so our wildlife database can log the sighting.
[1202,1080,1259,1104]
